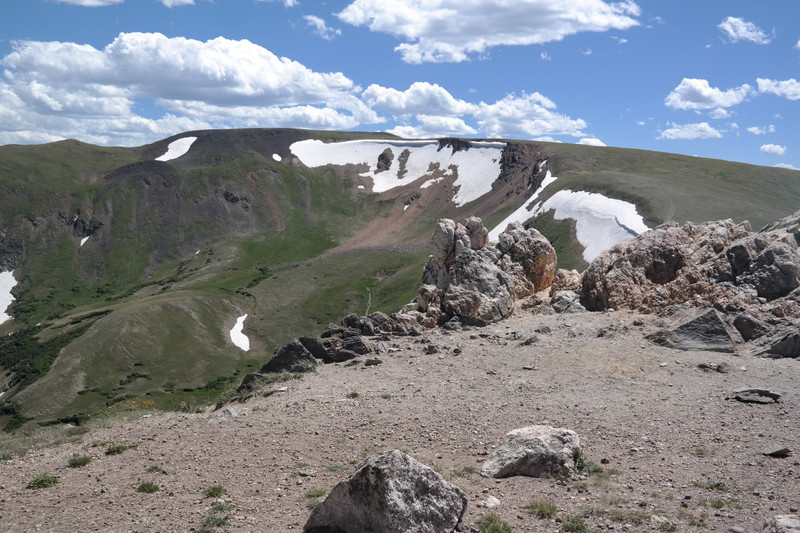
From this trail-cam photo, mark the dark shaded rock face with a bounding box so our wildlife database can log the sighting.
[259,338,318,374]
[304,450,467,533]
[648,308,738,353]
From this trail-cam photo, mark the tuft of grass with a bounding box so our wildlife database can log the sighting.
[693,480,728,492]
[573,450,603,474]
[527,500,558,518]
[136,481,160,493]
[561,515,588,532]
[478,513,512,533]
[659,522,678,531]
[105,442,138,455]
[307,497,322,510]
[68,455,91,467]
[305,487,326,498]
[147,464,166,474]
[26,474,59,490]
[450,465,477,477]
[201,515,229,528]
[204,484,227,498]
[211,502,234,513]
[345,391,359,399]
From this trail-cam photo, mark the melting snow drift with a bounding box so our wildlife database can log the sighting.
[230,314,250,351]
[0,271,17,324]
[155,136,197,162]
[488,170,559,241]
[290,139,504,207]
[534,190,649,262]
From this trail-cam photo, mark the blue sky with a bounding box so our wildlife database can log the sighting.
[1,0,798,170]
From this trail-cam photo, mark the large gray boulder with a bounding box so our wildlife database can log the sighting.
[763,515,800,533]
[304,450,467,533]
[481,425,581,479]
[647,307,740,353]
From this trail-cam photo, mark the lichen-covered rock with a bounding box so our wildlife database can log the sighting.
[304,450,467,533]
[763,515,800,533]
[481,425,581,479]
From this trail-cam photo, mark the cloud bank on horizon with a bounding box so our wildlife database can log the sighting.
[0,0,798,169]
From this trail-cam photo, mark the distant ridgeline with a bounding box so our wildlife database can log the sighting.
[1,128,799,430]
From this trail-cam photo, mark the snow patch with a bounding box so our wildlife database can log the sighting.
[0,271,17,325]
[289,139,504,207]
[155,136,197,162]
[533,190,649,262]
[230,314,250,351]
[80,236,90,247]
[272,153,282,162]
[488,170,559,241]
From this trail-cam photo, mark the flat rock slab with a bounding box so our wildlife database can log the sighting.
[733,388,782,404]
[762,446,792,458]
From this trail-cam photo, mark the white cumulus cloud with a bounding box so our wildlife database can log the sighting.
[0,32,380,145]
[337,0,640,63]
[256,0,298,6]
[757,78,800,100]
[578,137,606,146]
[386,115,477,138]
[747,125,775,135]
[304,15,342,40]
[761,144,787,156]
[362,82,476,116]
[658,122,722,140]
[474,93,588,139]
[775,163,799,171]
[665,78,751,110]
[717,16,771,44]
[161,0,195,7]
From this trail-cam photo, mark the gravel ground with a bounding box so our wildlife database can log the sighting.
[1,309,798,532]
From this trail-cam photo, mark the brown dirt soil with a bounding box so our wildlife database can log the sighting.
[1,309,798,532]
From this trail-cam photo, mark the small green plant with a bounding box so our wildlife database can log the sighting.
[305,487,326,498]
[450,465,477,477]
[561,515,588,532]
[573,450,603,474]
[659,522,678,531]
[105,443,138,455]
[0,451,13,461]
[204,484,227,498]
[693,480,728,492]
[307,497,322,510]
[527,500,557,518]
[380,393,392,399]
[147,464,166,473]
[27,474,59,490]
[211,502,234,513]
[136,481,160,493]
[201,515,229,528]
[327,464,347,473]
[346,391,359,399]
[68,455,91,467]
[478,513,512,533]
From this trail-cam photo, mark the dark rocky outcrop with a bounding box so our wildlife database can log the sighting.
[304,450,467,533]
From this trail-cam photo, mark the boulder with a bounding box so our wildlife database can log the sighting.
[551,290,586,314]
[495,221,557,292]
[763,515,800,533]
[304,450,467,533]
[647,307,739,353]
[481,425,581,479]
[259,339,318,373]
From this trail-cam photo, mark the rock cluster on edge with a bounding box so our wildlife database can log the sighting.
[411,217,556,327]
[304,450,467,533]
[481,425,581,479]
[581,210,800,358]
[763,515,800,533]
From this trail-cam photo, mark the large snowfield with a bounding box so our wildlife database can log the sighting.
[533,189,649,262]
[155,137,197,162]
[0,271,16,324]
[229,314,250,351]
[290,139,504,207]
